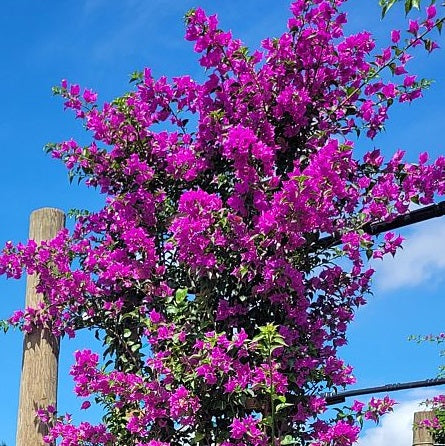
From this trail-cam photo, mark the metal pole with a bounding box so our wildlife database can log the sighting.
[323,377,445,405]
[319,200,445,248]
[16,208,65,446]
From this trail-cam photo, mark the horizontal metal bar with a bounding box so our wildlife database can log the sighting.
[319,200,445,248]
[323,377,445,405]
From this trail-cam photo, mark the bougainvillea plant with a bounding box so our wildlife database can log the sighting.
[1,1,444,445]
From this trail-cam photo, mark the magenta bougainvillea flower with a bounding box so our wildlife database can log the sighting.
[2,1,445,444]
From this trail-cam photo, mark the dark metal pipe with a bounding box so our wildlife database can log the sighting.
[319,200,445,248]
[323,377,445,405]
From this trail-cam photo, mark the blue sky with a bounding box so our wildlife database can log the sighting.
[0,1,444,444]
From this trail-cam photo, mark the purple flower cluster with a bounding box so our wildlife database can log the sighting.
[1,1,444,444]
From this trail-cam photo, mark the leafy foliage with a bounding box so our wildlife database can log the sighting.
[379,0,431,17]
[2,1,445,445]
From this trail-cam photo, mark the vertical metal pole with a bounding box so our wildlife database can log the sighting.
[413,411,435,446]
[16,208,65,446]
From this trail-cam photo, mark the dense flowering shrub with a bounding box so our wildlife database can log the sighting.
[2,1,445,444]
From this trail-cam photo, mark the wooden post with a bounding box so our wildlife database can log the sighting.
[16,208,65,446]
[413,411,436,446]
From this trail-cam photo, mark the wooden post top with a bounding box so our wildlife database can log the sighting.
[413,411,435,446]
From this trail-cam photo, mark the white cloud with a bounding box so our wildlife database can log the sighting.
[374,219,445,291]
[357,389,438,446]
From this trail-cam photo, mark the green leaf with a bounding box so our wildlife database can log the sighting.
[130,343,141,352]
[51,86,64,96]
[276,402,293,412]
[184,8,196,23]
[239,265,249,278]
[103,359,113,370]
[129,70,143,84]
[274,395,286,403]
[379,0,397,17]
[290,174,309,187]
[252,333,265,343]
[193,432,205,443]
[365,248,374,260]
[166,306,178,315]
[175,288,188,304]
[67,208,91,219]
[0,320,9,333]
[273,337,288,347]
[405,0,414,14]
[43,142,57,154]
[379,0,423,17]
[262,415,273,427]
[346,85,358,96]
[281,435,299,445]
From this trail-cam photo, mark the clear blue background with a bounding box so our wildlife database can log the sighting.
[0,1,444,444]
